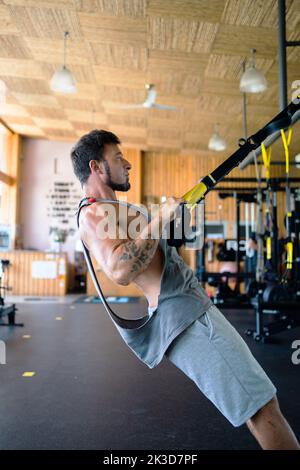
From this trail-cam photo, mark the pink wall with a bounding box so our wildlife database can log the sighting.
[20,138,83,263]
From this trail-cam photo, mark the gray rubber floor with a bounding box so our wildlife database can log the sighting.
[0,300,299,450]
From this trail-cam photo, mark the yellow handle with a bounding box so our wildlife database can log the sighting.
[182,181,208,210]
[266,237,272,260]
[286,241,293,269]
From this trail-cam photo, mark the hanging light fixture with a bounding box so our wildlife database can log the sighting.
[239,48,268,93]
[208,123,227,151]
[50,31,76,93]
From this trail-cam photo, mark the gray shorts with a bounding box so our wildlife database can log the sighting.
[165,304,277,427]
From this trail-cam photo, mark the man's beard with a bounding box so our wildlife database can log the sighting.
[103,160,130,191]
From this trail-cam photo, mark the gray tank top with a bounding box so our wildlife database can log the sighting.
[96,199,212,368]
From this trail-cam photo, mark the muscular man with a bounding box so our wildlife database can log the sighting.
[71,129,299,450]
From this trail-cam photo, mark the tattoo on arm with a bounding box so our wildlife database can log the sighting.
[119,239,157,274]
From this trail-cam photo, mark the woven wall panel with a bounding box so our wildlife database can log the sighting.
[75,0,146,18]
[0,0,298,155]
[149,17,219,53]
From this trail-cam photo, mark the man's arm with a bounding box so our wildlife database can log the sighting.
[80,197,183,285]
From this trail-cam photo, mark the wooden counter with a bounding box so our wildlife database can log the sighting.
[1,250,68,296]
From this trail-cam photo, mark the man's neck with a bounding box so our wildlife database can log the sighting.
[84,184,117,201]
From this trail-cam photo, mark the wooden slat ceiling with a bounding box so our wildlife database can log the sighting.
[0,0,299,156]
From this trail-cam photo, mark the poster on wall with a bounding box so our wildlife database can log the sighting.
[46,177,82,252]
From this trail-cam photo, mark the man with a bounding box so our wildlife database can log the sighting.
[71,129,299,450]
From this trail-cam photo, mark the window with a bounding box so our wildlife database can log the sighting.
[0,80,7,174]
[0,117,20,249]
[0,122,8,174]
[0,124,13,226]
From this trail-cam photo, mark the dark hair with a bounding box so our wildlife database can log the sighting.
[70,129,121,185]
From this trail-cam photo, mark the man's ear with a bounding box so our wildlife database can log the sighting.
[89,160,104,174]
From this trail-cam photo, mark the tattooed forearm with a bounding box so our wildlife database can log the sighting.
[119,239,158,275]
[110,213,164,283]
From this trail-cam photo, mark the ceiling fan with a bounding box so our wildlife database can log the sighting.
[118,84,176,110]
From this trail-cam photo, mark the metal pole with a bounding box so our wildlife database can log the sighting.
[278,0,288,110]
[271,189,279,276]
[235,196,241,294]
[242,61,248,139]
[197,201,206,286]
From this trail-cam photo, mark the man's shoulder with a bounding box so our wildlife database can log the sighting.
[78,202,111,235]
[79,201,122,248]
[81,199,121,216]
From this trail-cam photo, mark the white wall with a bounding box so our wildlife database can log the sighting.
[20,138,83,263]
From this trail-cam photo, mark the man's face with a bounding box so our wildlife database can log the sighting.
[101,143,132,191]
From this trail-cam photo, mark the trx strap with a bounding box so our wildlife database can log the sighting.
[76,197,151,330]
[281,128,293,279]
[181,98,300,209]
[261,142,273,265]
[245,202,250,256]
[76,98,300,330]
[261,143,272,180]
[252,151,265,283]
[281,128,292,175]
